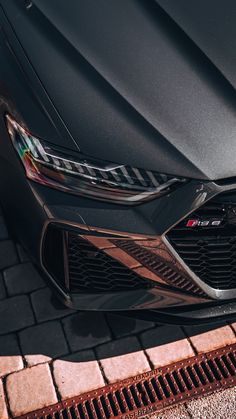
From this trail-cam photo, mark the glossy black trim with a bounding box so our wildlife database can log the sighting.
[128,300,236,325]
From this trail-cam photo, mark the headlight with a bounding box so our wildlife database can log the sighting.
[6,114,187,204]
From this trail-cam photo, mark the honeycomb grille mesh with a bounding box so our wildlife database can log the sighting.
[113,239,206,296]
[169,235,236,290]
[67,234,153,292]
[168,194,236,290]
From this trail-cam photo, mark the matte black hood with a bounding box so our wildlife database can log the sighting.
[2,0,236,180]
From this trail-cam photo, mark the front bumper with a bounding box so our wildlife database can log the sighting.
[32,176,236,315]
[1,139,236,320]
[40,221,209,311]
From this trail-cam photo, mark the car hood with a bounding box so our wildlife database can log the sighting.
[2,0,236,180]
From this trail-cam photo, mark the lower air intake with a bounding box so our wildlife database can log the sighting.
[67,233,153,292]
[112,239,206,296]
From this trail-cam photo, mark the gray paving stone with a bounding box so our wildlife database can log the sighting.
[16,244,30,263]
[4,263,45,296]
[0,217,8,240]
[0,333,21,357]
[183,322,227,337]
[62,312,111,352]
[31,288,74,323]
[19,321,69,366]
[0,296,35,334]
[0,241,18,270]
[141,325,187,348]
[0,273,6,300]
[106,313,155,338]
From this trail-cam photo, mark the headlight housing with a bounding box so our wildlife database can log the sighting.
[6,114,187,204]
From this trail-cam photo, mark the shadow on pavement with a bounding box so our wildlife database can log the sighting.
[0,278,231,363]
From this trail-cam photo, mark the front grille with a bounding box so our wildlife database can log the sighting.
[169,235,236,290]
[168,193,236,290]
[67,234,153,293]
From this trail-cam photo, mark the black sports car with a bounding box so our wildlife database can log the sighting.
[1,0,236,323]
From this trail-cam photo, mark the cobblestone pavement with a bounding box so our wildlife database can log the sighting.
[0,209,235,418]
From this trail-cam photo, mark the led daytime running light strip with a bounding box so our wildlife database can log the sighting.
[6,114,186,204]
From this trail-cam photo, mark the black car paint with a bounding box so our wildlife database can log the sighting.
[3,0,236,180]
[0,1,236,322]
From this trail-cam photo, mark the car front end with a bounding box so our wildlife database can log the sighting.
[1,0,236,323]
